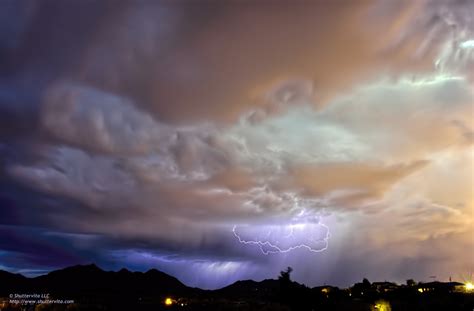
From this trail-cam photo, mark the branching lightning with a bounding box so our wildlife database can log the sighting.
[232,221,330,255]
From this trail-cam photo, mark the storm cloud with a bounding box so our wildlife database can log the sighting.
[0,0,473,289]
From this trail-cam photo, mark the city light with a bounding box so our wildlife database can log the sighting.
[164,297,173,306]
[465,282,474,292]
[372,300,391,311]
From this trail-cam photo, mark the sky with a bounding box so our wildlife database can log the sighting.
[0,0,473,290]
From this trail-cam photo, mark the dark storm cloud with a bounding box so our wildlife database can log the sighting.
[0,0,36,66]
[0,0,116,74]
[0,0,117,139]
[0,225,89,272]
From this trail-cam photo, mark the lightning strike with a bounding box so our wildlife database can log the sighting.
[232,221,330,255]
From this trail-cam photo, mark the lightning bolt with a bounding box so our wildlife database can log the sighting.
[232,222,330,255]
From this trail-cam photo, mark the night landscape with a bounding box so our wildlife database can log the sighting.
[1,264,474,310]
[0,0,473,310]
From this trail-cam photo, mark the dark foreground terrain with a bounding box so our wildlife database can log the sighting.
[1,264,473,311]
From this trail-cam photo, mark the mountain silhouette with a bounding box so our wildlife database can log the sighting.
[0,269,26,292]
[215,279,280,299]
[0,264,193,298]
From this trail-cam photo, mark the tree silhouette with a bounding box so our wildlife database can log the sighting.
[352,277,372,298]
[278,267,293,284]
[406,279,416,287]
[278,267,293,306]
